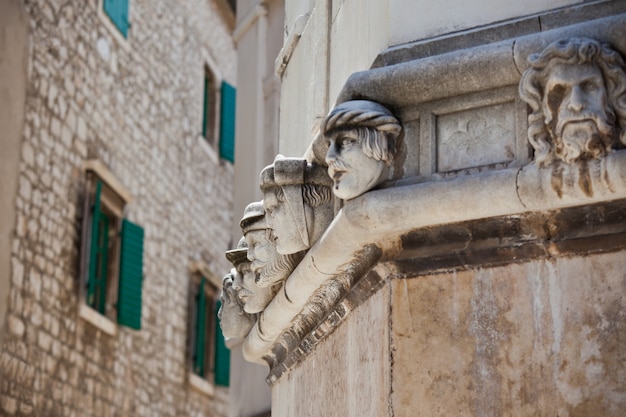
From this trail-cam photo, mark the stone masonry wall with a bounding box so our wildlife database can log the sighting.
[0,0,236,416]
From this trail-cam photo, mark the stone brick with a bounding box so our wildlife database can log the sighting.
[2,396,17,415]
[8,316,25,338]
[22,142,35,167]
[11,257,24,287]
[38,331,52,352]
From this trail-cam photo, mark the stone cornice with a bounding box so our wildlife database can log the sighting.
[335,14,626,109]
[243,150,626,369]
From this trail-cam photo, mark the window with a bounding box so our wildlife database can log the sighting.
[202,68,218,147]
[79,160,144,333]
[188,265,230,392]
[200,64,237,164]
[103,0,130,38]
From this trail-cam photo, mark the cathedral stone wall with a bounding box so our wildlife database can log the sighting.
[0,0,236,415]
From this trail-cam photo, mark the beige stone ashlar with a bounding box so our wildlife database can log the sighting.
[519,37,626,167]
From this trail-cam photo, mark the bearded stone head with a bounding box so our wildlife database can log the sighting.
[226,238,275,314]
[519,37,626,166]
[260,157,333,255]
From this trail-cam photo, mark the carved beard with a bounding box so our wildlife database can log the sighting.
[554,113,614,163]
[256,251,304,288]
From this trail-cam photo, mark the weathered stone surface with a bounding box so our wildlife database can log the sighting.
[391,251,626,416]
[272,285,390,417]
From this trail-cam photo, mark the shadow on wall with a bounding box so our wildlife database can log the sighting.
[0,0,29,344]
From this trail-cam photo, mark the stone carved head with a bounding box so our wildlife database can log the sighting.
[320,100,402,200]
[218,270,256,339]
[260,157,333,255]
[240,201,304,288]
[226,238,275,314]
[519,37,626,166]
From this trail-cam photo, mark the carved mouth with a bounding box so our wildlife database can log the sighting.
[238,288,253,301]
[329,168,345,181]
[557,116,597,137]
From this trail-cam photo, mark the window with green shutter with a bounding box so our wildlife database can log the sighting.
[103,0,130,38]
[80,161,143,333]
[219,81,236,163]
[188,270,224,385]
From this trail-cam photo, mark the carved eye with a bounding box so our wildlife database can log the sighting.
[582,81,599,93]
[340,137,357,148]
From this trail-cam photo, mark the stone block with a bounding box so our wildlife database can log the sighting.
[436,102,515,172]
[390,252,626,416]
[8,316,25,337]
[2,396,17,415]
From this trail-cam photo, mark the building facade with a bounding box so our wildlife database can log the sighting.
[0,0,237,415]
[227,0,626,416]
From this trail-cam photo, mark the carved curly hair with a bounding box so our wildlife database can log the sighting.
[519,37,626,166]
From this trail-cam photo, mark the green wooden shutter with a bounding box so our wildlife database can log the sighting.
[219,81,236,163]
[117,219,144,330]
[88,181,109,314]
[214,299,230,386]
[193,278,207,376]
[103,0,130,38]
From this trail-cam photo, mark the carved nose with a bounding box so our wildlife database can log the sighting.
[326,143,337,163]
[567,85,585,112]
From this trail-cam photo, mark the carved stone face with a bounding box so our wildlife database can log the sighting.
[543,63,612,162]
[219,273,255,339]
[263,187,306,254]
[325,129,389,200]
[232,261,273,314]
[244,228,273,274]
